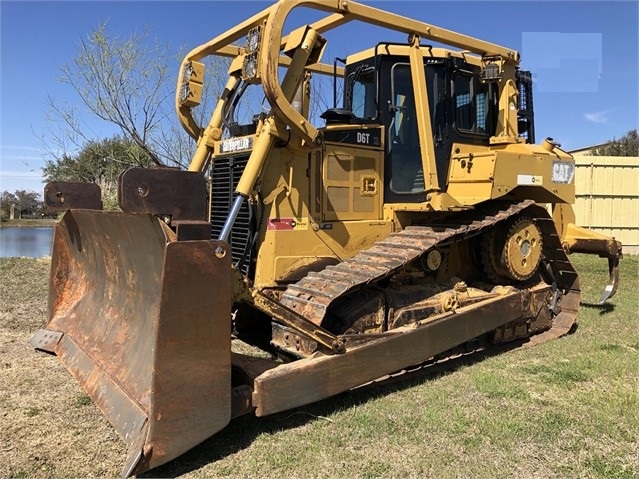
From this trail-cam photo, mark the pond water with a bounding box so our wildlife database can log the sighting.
[0,227,54,258]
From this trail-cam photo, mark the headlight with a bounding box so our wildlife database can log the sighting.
[246,26,261,55]
[242,26,262,81]
[480,61,501,82]
[179,60,204,107]
[243,54,258,80]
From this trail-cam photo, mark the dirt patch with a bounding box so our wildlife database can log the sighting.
[0,258,124,478]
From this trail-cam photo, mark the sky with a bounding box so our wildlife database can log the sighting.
[1,0,637,194]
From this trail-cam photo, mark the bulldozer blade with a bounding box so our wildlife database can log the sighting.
[31,209,232,477]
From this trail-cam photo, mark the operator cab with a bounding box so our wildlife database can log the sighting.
[322,44,534,203]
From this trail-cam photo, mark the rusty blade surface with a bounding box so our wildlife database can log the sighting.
[33,210,232,477]
[118,167,208,220]
[44,181,103,210]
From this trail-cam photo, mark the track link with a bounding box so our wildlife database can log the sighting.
[279,200,581,346]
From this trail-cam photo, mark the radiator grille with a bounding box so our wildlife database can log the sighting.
[210,154,252,276]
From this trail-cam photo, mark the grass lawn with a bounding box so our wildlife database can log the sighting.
[1,254,637,478]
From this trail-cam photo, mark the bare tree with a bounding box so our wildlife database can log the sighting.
[43,23,229,169]
[45,23,172,165]
[41,20,346,174]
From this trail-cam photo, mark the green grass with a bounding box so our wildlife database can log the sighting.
[74,393,93,408]
[144,254,638,479]
[24,406,41,418]
[1,254,637,478]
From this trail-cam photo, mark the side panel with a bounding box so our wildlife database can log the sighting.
[255,147,334,286]
[446,142,575,205]
[254,145,391,287]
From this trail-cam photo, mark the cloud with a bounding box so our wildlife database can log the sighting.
[0,145,47,171]
[0,171,44,178]
[584,110,613,124]
[0,145,44,152]
[0,170,46,194]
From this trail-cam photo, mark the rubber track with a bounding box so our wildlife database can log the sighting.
[280,200,581,346]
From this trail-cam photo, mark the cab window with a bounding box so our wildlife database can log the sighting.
[454,72,490,135]
[346,65,377,120]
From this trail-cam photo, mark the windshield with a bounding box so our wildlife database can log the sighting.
[345,64,377,120]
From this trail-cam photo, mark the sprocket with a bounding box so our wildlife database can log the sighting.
[481,215,542,282]
[502,216,543,281]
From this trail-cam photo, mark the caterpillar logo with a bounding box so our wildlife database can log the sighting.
[551,161,575,184]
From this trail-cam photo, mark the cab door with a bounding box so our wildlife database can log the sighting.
[381,59,449,202]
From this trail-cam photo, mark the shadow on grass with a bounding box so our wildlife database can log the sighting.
[139,341,526,478]
[580,301,615,315]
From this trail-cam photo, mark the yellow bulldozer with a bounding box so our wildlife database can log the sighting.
[32,0,622,476]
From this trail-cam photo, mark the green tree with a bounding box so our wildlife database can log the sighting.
[15,190,43,218]
[42,136,154,210]
[591,129,639,156]
[0,190,43,219]
[0,191,17,220]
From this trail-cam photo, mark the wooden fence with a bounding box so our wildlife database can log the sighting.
[573,155,639,254]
